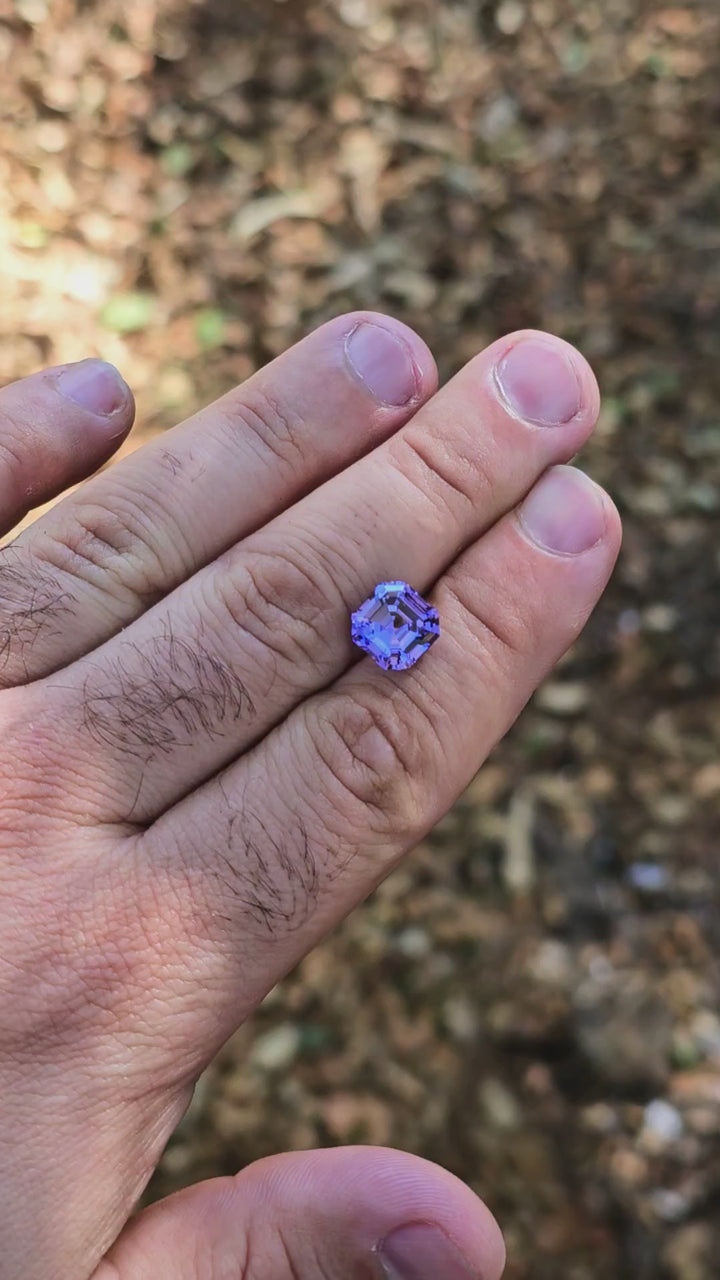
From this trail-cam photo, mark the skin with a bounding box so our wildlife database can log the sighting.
[0,313,621,1280]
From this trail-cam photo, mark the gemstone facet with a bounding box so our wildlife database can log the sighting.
[351,580,440,671]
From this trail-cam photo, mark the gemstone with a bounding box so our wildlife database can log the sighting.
[351,580,440,671]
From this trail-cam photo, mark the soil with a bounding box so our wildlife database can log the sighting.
[2,1,720,1276]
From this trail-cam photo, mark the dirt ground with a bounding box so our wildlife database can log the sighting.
[2,1,720,1276]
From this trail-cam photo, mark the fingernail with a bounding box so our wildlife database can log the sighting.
[56,360,129,417]
[496,338,582,426]
[345,322,420,406]
[519,465,607,555]
[378,1223,477,1280]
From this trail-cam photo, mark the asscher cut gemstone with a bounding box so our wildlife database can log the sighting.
[351,581,440,671]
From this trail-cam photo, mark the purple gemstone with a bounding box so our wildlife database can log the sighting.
[351,580,440,671]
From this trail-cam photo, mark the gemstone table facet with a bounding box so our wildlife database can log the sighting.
[351,581,440,671]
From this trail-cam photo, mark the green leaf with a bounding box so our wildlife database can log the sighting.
[645,53,668,78]
[16,220,48,249]
[562,38,590,74]
[299,1024,335,1055]
[195,308,227,351]
[162,142,194,177]
[100,292,156,334]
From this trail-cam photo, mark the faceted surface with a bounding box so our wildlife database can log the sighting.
[351,580,440,671]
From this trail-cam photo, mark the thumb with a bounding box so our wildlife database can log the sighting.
[93,1146,505,1280]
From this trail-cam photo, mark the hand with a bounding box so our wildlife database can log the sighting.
[0,314,619,1279]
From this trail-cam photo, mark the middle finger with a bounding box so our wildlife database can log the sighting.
[48,330,599,823]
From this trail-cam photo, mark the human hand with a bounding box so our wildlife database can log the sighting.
[0,314,620,1279]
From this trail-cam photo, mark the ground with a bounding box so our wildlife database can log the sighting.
[2,1,720,1276]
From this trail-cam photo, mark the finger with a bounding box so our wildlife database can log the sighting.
[122,465,620,1069]
[0,360,133,538]
[1,314,435,686]
[95,1147,505,1280]
[62,331,600,823]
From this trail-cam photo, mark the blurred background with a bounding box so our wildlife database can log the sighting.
[2,0,720,1275]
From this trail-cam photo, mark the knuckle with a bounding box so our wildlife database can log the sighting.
[208,1231,250,1280]
[448,572,537,665]
[0,430,27,491]
[391,423,487,518]
[34,499,167,609]
[307,684,431,833]
[273,1222,335,1280]
[222,382,306,472]
[214,542,338,673]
